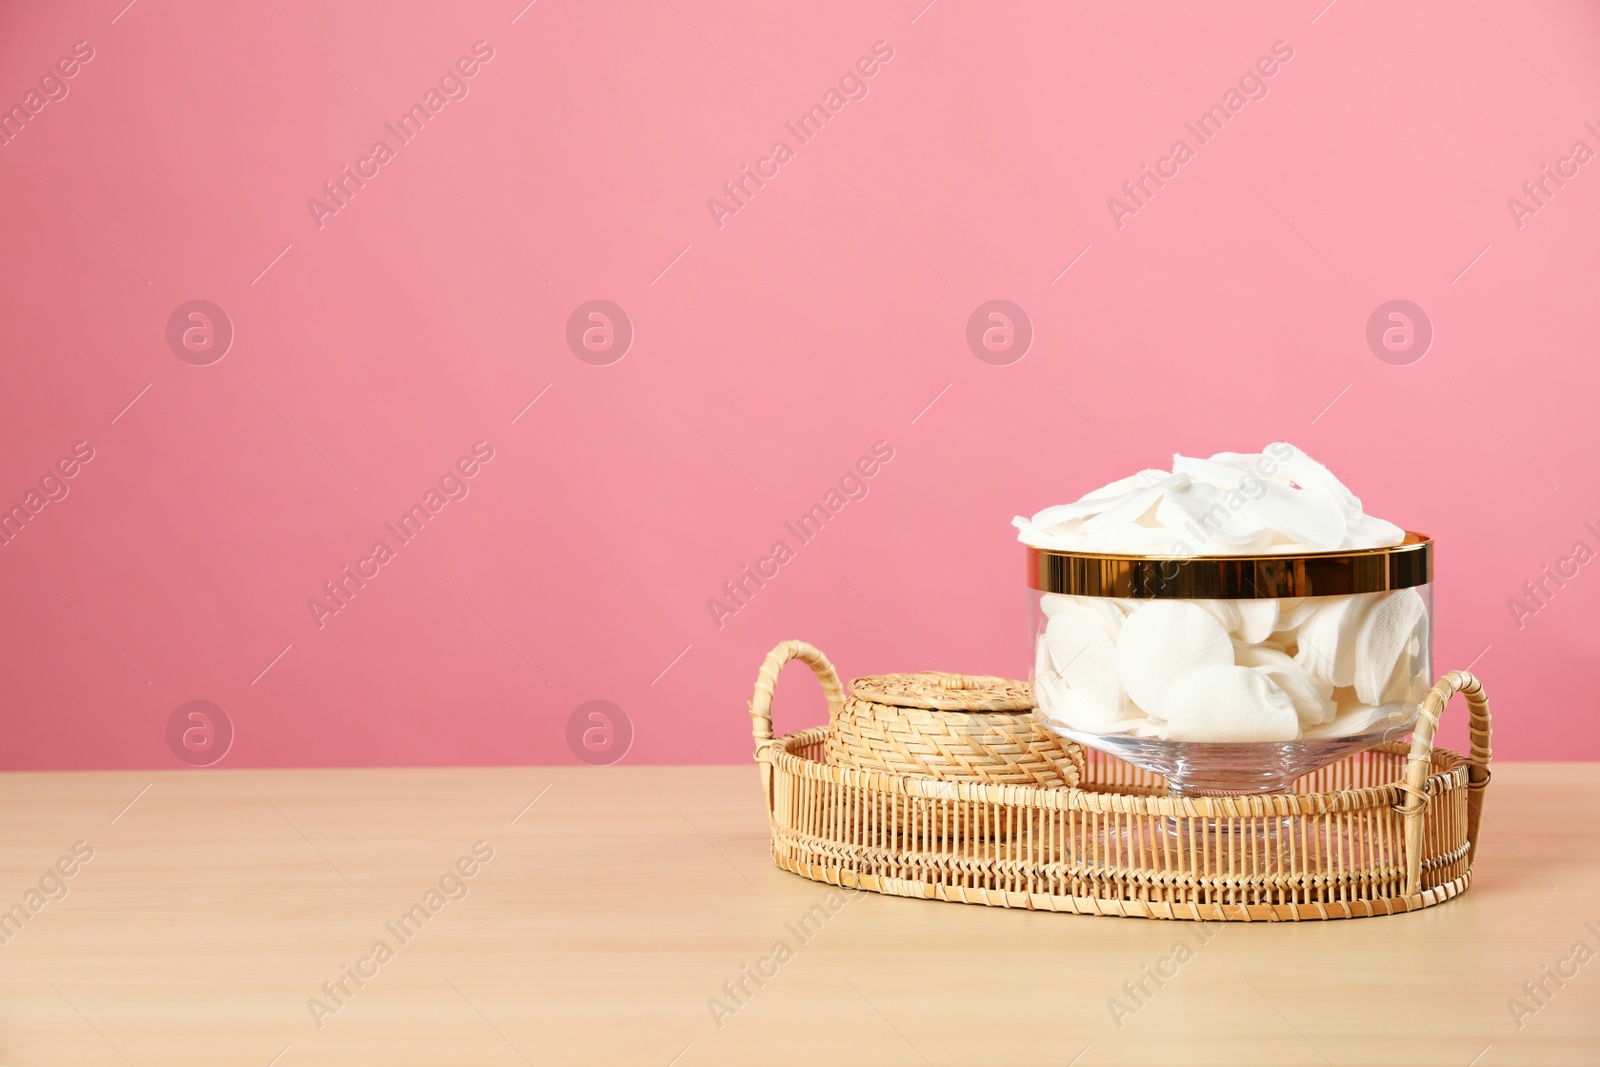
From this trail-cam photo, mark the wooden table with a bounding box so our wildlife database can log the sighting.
[1,764,1596,1066]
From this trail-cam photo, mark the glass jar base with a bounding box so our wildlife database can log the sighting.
[1057,718,1416,798]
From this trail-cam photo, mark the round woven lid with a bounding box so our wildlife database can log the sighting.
[849,672,1033,712]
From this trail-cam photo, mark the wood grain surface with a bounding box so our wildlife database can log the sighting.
[0,764,1595,1066]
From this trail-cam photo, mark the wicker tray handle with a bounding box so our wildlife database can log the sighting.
[749,640,846,811]
[1402,670,1492,897]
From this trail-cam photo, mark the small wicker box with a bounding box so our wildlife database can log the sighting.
[823,670,1085,789]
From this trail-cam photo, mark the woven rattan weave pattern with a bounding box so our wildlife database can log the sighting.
[823,670,1083,789]
[750,640,1490,922]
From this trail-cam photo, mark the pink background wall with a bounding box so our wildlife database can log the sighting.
[1,0,1596,769]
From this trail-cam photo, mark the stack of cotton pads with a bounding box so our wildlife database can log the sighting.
[1020,444,1428,743]
[1013,442,1406,555]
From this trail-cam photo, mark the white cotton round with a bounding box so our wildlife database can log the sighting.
[1171,454,1250,489]
[1302,700,1406,739]
[1012,515,1042,542]
[1078,473,1186,533]
[1031,669,1069,727]
[1014,514,1089,551]
[1029,486,1143,530]
[1028,471,1177,530]
[1163,666,1300,742]
[1239,481,1348,551]
[1110,598,1143,616]
[1255,632,1293,653]
[1040,594,1125,641]
[1262,539,1316,554]
[1153,481,1211,530]
[1353,588,1428,704]
[1045,612,1126,721]
[1155,482,1275,553]
[1039,592,1081,617]
[1132,717,1168,739]
[1080,469,1179,503]
[1344,512,1407,549]
[1034,674,1140,734]
[1234,643,1336,725]
[1016,443,1406,556]
[1271,442,1364,520]
[1276,597,1315,631]
[1192,599,1243,633]
[1234,599,1279,644]
[1114,601,1234,719]
[1207,450,1273,469]
[1074,523,1186,554]
[1292,594,1372,689]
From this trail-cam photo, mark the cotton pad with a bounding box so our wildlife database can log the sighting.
[1272,442,1363,520]
[1276,597,1313,630]
[1012,515,1083,551]
[1034,628,1054,685]
[1193,599,1243,634]
[1132,717,1167,739]
[1171,453,1254,490]
[1302,701,1404,740]
[1240,481,1348,552]
[1043,591,1120,627]
[1039,593,1125,641]
[1034,675,1140,734]
[1235,643,1336,725]
[1029,469,1171,530]
[1030,489,1145,531]
[1032,671,1069,726]
[1156,482,1274,553]
[1075,523,1188,554]
[1344,512,1406,550]
[1163,666,1300,743]
[1045,612,1125,720]
[1293,593,1372,688]
[1014,443,1405,556]
[1080,468,1177,503]
[1235,599,1279,644]
[1207,450,1293,480]
[1353,589,1428,704]
[1114,601,1234,718]
[1078,473,1186,534]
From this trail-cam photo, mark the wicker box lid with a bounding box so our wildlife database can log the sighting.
[848,672,1034,713]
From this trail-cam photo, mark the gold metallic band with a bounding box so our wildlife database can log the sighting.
[1027,533,1432,599]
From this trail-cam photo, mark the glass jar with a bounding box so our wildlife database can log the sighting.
[1027,534,1432,796]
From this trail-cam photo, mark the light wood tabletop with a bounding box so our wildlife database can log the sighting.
[0,763,1596,1066]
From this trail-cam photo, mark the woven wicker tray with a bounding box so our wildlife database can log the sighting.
[748,640,1492,922]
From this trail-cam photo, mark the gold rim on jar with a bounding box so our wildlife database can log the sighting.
[1027,532,1432,599]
